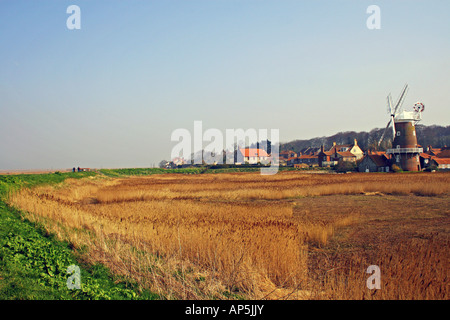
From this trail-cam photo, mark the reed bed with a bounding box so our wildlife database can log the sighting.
[8,171,449,299]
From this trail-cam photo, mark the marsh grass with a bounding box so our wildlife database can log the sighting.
[8,171,449,299]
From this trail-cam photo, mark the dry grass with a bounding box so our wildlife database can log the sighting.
[8,171,450,299]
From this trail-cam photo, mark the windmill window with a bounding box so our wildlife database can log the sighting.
[397,131,401,136]
[396,145,401,149]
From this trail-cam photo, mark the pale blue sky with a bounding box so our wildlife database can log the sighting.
[1,0,449,169]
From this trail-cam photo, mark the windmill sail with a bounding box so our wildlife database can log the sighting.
[378,118,392,147]
[393,84,408,114]
[378,84,408,147]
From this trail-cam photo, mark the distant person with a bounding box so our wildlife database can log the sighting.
[73,167,76,173]
[77,167,80,172]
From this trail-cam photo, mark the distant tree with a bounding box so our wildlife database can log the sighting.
[279,125,450,153]
[335,161,357,173]
[159,160,169,168]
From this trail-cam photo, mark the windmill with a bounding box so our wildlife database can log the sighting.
[378,84,425,171]
[378,83,409,147]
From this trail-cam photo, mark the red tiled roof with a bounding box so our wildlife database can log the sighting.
[337,151,356,157]
[299,154,318,159]
[320,150,333,156]
[328,144,352,154]
[368,151,386,155]
[436,150,450,158]
[239,148,269,157]
[432,158,450,165]
[420,153,432,159]
[368,154,390,167]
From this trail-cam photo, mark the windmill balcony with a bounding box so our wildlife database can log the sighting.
[386,147,423,154]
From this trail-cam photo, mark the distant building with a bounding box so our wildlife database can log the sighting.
[358,152,391,172]
[420,145,450,170]
[238,148,270,165]
[172,157,187,166]
[419,152,433,169]
[284,152,319,167]
[430,158,450,170]
[280,150,297,161]
[318,139,363,167]
[298,154,319,166]
[286,156,298,166]
[294,163,309,169]
[300,147,321,156]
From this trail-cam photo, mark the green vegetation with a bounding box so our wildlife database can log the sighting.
[0,171,96,201]
[0,172,158,300]
[334,161,357,173]
[0,165,328,299]
[99,167,203,177]
[99,165,328,177]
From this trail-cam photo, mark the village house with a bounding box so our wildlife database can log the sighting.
[237,148,270,165]
[298,154,319,166]
[420,146,450,170]
[430,158,450,170]
[280,150,297,161]
[425,146,443,157]
[358,151,391,172]
[318,139,363,167]
[298,147,320,166]
[300,147,321,156]
[283,147,321,167]
[286,156,298,166]
[279,150,297,166]
[419,152,433,169]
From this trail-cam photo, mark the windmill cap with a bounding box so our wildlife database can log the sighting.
[395,110,421,122]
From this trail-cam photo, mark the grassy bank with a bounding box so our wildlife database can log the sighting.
[0,171,158,300]
[98,165,329,177]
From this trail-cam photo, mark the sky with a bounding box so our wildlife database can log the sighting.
[1,0,449,170]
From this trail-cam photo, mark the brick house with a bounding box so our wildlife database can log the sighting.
[420,146,450,170]
[318,139,363,167]
[238,148,270,165]
[358,152,391,172]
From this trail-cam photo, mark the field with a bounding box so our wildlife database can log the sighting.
[5,171,450,300]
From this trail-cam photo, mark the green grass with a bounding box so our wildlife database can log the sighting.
[99,167,204,177]
[0,171,97,201]
[0,165,328,299]
[98,165,329,177]
[0,171,159,300]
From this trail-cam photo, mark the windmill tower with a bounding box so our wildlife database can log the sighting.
[378,84,425,171]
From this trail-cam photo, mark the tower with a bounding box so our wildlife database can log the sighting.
[378,84,425,171]
[386,109,423,171]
